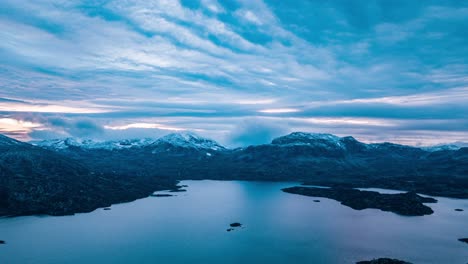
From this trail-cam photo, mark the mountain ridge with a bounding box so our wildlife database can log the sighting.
[1,131,467,217]
[32,132,225,151]
[29,131,466,152]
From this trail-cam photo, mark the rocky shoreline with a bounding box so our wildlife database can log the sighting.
[0,174,178,217]
[150,194,174,197]
[356,258,412,264]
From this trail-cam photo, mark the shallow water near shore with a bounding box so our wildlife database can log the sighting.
[0,180,467,264]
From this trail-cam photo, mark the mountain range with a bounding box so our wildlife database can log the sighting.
[32,132,468,152]
[1,132,467,216]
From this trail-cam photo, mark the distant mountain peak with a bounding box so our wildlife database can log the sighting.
[272,132,342,146]
[269,132,374,153]
[155,132,225,150]
[422,141,468,152]
[32,138,90,150]
[33,138,158,151]
[33,132,226,151]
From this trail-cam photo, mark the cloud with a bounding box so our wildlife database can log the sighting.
[104,123,186,131]
[26,117,179,141]
[201,0,225,14]
[330,87,468,107]
[35,117,104,139]
[0,100,112,114]
[70,120,104,137]
[28,129,68,141]
[0,0,467,145]
[235,9,263,25]
[228,118,289,147]
[258,108,300,114]
[95,128,171,141]
[0,118,42,140]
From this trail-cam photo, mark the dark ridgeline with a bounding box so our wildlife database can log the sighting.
[1,132,467,216]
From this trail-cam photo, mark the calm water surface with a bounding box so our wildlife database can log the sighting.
[0,180,467,264]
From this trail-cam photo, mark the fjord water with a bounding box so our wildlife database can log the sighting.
[0,181,467,264]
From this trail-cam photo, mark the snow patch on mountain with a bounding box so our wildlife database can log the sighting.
[271,132,345,148]
[32,132,226,151]
[153,132,225,150]
[422,142,468,152]
[32,138,157,150]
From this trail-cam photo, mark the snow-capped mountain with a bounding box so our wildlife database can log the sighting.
[272,132,343,146]
[270,132,365,152]
[31,131,466,154]
[32,138,158,151]
[152,132,225,151]
[271,132,427,153]
[33,132,225,151]
[422,142,468,152]
[32,138,87,150]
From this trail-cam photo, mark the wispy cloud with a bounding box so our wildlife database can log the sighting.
[0,99,113,114]
[0,118,41,139]
[104,123,186,131]
[259,108,300,114]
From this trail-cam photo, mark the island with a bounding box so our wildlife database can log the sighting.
[227,222,243,232]
[230,222,242,227]
[0,240,5,244]
[103,207,111,211]
[458,238,468,244]
[454,208,464,211]
[356,258,412,264]
[282,186,437,216]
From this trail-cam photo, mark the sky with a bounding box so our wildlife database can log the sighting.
[0,0,467,147]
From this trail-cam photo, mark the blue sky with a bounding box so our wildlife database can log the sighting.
[0,0,467,146]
